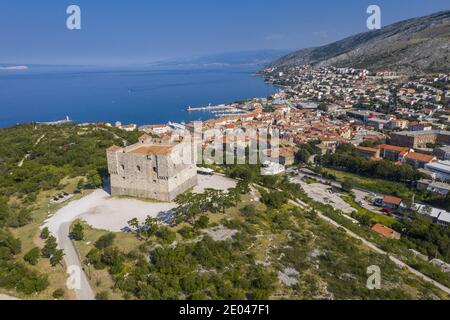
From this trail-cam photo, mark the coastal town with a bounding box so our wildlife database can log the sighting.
[93,65,450,230]
[1,4,449,304]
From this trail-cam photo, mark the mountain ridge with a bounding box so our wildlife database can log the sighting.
[268,10,450,74]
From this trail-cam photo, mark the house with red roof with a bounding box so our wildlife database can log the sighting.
[371,224,401,239]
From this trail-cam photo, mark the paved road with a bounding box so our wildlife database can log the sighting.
[291,199,450,295]
[44,190,109,300]
[0,294,19,300]
[58,222,95,300]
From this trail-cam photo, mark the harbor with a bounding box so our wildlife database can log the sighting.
[187,104,234,111]
[187,104,248,117]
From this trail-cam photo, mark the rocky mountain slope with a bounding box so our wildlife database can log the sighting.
[269,10,450,74]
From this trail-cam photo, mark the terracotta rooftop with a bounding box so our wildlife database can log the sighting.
[379,144,410,153]
[404,152,435,163]
[128,145,174,155]
[383,196,403,206]
[356,146,379,153]
[371,224,397,238]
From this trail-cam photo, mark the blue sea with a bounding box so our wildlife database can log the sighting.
[0,65,276,128]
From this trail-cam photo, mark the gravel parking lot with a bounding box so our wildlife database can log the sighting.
[193,174,237,193]
[300,182,356,214]
[80,198,176,232]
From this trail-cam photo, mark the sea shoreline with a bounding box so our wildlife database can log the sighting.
[0,65,276,129]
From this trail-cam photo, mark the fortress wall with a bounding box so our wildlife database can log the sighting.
[107,140,198,202]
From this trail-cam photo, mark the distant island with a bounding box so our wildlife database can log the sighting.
[0,65,28,71]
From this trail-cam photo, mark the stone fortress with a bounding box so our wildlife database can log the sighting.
[107,134,198,202]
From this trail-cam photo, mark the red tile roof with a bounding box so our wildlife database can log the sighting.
[383,196,403,206]
[379,144,410,153]
[404,152,435,163]
[371,224,398,238]
[356,146,379,153]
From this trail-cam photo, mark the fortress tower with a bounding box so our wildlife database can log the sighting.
[107,135,198,202]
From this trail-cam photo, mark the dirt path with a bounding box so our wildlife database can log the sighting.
[18,134,46,167]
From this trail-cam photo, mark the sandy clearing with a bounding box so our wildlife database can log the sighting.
[44,189,176,233]
[80,198,176,232]
[45,174,237,235]
[194,174,237,193]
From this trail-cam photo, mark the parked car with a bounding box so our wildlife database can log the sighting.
[373,198,383,207]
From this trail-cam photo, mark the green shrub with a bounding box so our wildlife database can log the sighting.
[95,233,116,249]
[52,288,65,299]
[24,247,40,266]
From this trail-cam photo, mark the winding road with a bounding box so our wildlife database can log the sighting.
[44,190,110,300]
[58,222,95,300]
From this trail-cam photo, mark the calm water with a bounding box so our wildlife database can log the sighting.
[0,65,276,128]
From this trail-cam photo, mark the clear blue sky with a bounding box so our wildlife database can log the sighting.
[0,0,448,65]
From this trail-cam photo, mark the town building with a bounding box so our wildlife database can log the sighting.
[402,152,437,169]
[437,131,450,145]
[435,146,450,160]
[415,204,450,228]
[382,196,403,210]
[139,124,172,135]
[409,122,433,131]
[356,146,380,159]
[371,224,401,239]
[347,110,382,123]
[417,179,450,196]
[367,118,388,130]
[424,160,450,182]
[379,144,411,161]
[106,135,198,202]
[279,147,296,166]
[389,131,439,148]
[385,119,409,130]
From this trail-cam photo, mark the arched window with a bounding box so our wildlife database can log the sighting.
[121,164,125,171]
[137,165,141,172]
